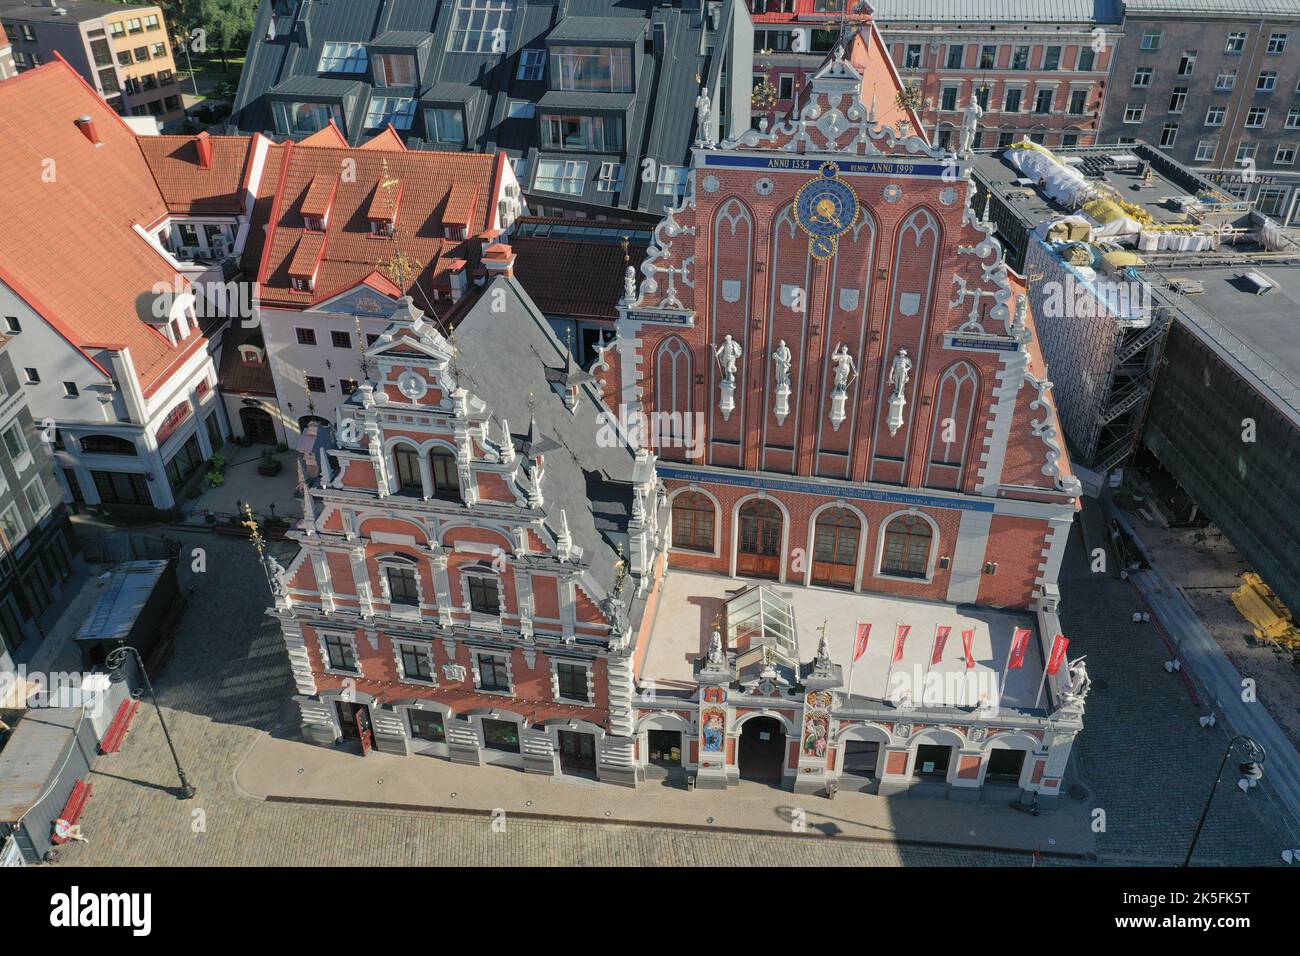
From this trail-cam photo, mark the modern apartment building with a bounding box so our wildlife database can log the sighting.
[746,1,1122,150]
[0,335,82,671]
[1098,0,1300,225]
[0,0,184,126]
[232,0,755,220]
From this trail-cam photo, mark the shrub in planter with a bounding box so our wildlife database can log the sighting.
[206,470,225,486]
[257,451,283,476]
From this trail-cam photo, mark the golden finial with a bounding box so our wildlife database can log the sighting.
[242,502,266,557]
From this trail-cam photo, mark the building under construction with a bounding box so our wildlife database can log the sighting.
[972,140,1300,613]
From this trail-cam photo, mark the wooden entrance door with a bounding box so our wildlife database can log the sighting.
[240,406,276,445]
[737,717,786,782]
[811,507,860,589]
[557,730,596,776]
[737,499,782,579]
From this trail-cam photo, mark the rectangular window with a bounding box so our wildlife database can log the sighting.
[4,424,28,465]
[272,101,343,136]
[426,107,466,145]
[324,633,358,672]
[1177,50,1196,76]
[1159,122,1178,147]
[1256,72,1277,92]
[1246,107,1268,127]
[296,327,316,345]
[374,53,417,87]
[365,96,417,130]
[1011,46,1029,70]
[945,44,963,70]
[448,0,515,54]
[1215,70,1236,91]
[330,330,351,349]
[305,376,326,393]
[481,717,519,752]
[1068,89,1087,115]
[1132,67,1152,88]
[1140,31,1161,51]
[340,379,359,396]
[656,164,689,200]
[1124,104,1145,124]
[1195,140,1216,162]
[534,159,588,195]
[164,435,203,490]
[1168,87,1187,113]
[940,87,958,112]
[1003,88,1022,113]
[1061,133,1079,147]
[319,41,368,73]
[1256,186,1287,217]
[0,505,24,551]
[24,479,50,520]
[467,576,500,615]
[1033,88,1053,114]
[551,46,633,93]
[400,644,433,681]
[1287,109,1300,129]
[596,161,625,193]
[1267,32,1287,54]
[385,565,419,606]
[914,744,952,778]
[1043,46,1060,71]
[980,45,996,70]
[904,44,922,69]
[409,709,445,742]
[92,471,151,505]
[477,654,510,693]
[24,368,39,384]
[778,74,795,100]
[1077,47,1096,71]
[4,316,19,333]
[541,113,623,152]
[1206,105,1226,126]
[1226,31,1246,53]
[517,48,545,80]
[1236,143,1257,162]
[1275,145,1296,165]
[556,662,589,703]
[64,382,78,397]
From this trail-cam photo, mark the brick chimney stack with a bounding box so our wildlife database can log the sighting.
[195,131,214,169]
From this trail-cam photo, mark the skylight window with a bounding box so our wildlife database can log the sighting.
[365,97,417,131]
[318,42,368,74]
[448,0,515,54]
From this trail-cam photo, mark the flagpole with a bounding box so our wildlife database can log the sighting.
[883,621,899,701]
[1033,660,1049,711]
[848,620,859,697]
[998,627,1016,710]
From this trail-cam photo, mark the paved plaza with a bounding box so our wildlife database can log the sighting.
[45,504,1297,867]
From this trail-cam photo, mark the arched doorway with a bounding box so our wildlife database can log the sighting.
[239,407,276,445]
[738,716,786,783]
[737,499,782,579]
[811,507,860,589]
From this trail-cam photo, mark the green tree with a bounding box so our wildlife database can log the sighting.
[189,0,257,71]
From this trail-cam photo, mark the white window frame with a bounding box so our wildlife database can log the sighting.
[23,478,50,522]
[1287,109,1300,129]
[1225,31,1246,53]
[1274,144,1296,166]
[534,158,588,195]
[1194,140,1216,162]
[596,161,625,193]
[365,96,417,130]
[1140,31,1161,51]
[1246,107,1268,128]
[1123,104,1145,124]
[318,41,368,74]
[394,641,437,685]
[1267,32,1287,54]
[1159,122,1178,148]
[1205,106,1226,127]
[656,164,689,200]
[1132,67,1152,88]
[448,0,515,54]
[1214,70,1235,91]
[0,503,24,551]
[318,630,361,676]
[2,422,31,472]
[1237,143,1257,163]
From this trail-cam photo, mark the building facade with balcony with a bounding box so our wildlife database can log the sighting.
[1098,0,1300,226]
[0,0,184,126]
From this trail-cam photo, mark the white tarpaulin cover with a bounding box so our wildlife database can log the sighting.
[1003,143,1098,207]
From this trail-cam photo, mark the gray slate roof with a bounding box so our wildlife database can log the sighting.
[451,275,643,612]
[232,0,752,217]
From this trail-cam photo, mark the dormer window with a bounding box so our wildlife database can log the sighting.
[426,107,466,146]
[371,220,396,238]
[542,114,623,152]
[448,0,515,54]
[365,97,417,130]
[238,345,266,365]
[318,41,368,74]
[271,101,343,136]
[551,46,633,93]
[368,180,403,236]
[374,53,417,87]
[301,174,338,230]
[304,215,325,232]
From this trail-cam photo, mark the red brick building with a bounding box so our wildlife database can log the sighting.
[270,22,1090,803]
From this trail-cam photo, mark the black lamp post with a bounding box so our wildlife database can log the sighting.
[1184,734,1264,867]
[105,645,197,800]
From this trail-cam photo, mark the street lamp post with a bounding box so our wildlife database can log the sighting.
[1183,734,1264,867]
[105,645,197,800]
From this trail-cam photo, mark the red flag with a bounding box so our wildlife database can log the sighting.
[892,624,910,663]
[853,622,871,663]
[961,628,976,669]
[1047,634,1070,675]
[1008,627,1033,670]
[931,625,951,666]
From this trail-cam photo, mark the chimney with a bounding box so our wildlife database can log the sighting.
[74,115,101,146]
[482,242,516,279]
[195,131,214,170]
[447,260,469,302]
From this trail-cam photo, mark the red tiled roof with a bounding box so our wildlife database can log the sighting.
[0,60,197,393]
[299,122,349,149]
[359,126,408,152]
[300,173,338,218]
[288,232,327,279]
[137,133,256,215]
[512,236,648,322]
[252,144,501,311]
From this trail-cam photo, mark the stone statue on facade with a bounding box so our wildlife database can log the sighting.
[959,91,983,159]
[694,85,715,148]
[831,343,857,392]
[772,339,792,389]
[886,349,914,437]
[715,334,742,385]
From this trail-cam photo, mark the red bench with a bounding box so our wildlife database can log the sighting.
[99,699,140,754]
[51,780,93,845]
